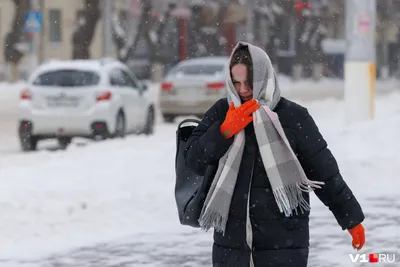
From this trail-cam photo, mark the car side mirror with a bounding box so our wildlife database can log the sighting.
[138,83,147,96]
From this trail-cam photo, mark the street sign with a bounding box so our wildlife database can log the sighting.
[24,11,43,33]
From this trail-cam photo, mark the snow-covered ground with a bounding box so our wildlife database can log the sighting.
[0,80,399,266]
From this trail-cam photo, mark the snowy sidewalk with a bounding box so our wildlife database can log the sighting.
[2,196,397,267]
[0,86,399,267]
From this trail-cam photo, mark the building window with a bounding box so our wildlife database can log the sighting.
[49,9,62,43]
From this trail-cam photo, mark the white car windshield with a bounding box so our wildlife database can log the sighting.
[32,69,100,87]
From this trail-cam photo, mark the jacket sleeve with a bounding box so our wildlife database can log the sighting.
[184,99,234,176]
[294,110,365,230]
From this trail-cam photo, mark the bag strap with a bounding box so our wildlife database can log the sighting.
[175,118,201,169]
[177,118,201,130]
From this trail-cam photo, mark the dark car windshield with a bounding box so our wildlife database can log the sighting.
[172,64,224,76]
[32,69,100,87]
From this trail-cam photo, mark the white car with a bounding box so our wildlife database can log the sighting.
[18,58,155,151]
[159,57,229,122]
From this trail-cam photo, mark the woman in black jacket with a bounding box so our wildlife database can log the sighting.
[184,42,366,267]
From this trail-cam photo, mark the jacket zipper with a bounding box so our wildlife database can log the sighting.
[246,153,257,266]
[245,153,256,251]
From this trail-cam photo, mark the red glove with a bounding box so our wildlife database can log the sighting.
[348,223,365,250]
[220,100,259,139]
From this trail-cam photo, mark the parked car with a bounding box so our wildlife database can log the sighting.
[159,56,229,122]
[18,58,155,151]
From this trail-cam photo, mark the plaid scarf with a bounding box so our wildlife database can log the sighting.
[198,42,325,236]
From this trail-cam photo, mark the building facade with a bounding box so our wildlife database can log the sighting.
[0,0,131,79]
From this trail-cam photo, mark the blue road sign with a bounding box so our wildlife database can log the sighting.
[24,11,43,33]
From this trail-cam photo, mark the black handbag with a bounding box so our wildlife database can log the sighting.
[174,118,216,228]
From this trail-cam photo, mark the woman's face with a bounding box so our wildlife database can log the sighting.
[231,63,253,102]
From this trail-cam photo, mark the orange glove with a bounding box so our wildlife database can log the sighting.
[220,99,260,139]
[348,223,365,250]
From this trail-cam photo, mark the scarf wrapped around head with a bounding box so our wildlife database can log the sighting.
[198,42,325,235]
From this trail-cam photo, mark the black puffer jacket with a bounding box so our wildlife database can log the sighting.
[184,97,365,267]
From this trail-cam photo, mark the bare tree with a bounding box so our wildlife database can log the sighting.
[377,0,400,78]
[254,1,286,70]
[207,1,230,56]
[308,7,328,80]
[187,1,230,58]
[71,0,101,59]
[4,0,30,81]
[110,0,231,80]
[110,0,176,81]
[111,1,176,63]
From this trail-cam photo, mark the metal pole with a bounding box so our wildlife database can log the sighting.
[102,0,112,57]
[246,0,254,43]
[381,24,389,80]
[28,0,38,77]
[38,0,45,64]
[344,0,376,124]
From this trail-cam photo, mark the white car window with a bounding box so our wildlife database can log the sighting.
[121,69,139,89]
[32,69,100,87]
[109,68,125,87]
[109,68,140,89]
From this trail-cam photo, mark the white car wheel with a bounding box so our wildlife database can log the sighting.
[143,107,155,135]
[114,112,126,138]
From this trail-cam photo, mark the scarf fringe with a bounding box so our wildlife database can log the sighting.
[198,208,228,234]
[273,180,324,217]
[298,179,325,192]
